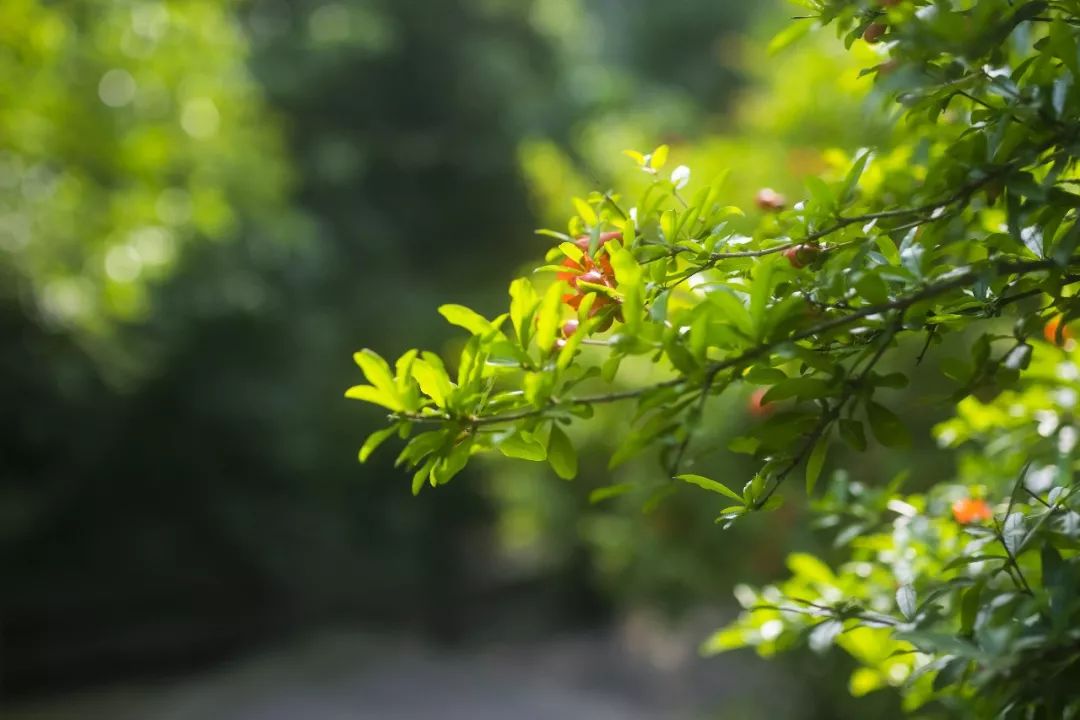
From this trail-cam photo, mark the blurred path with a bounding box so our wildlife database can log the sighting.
[6,616,783,720]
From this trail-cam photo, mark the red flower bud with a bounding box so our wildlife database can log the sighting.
[863,22,887,43]
[578,269,605,286]
[574,230,623,252]
[755,188,786,211]
[748,388,774,418]
[783,244,820,269]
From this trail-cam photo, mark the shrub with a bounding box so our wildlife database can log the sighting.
[349,1,1080,715]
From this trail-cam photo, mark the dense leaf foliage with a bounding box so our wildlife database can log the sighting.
[351,0,1080,715]
[0,0,298,340]
[1,0,585,690]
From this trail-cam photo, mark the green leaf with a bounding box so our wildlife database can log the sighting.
[942,554,1007,571]
[804,175,835,211]
[547,424,578,479]
[345,384,404,411]
[893,631,981,659]
[867,402,911,447]
[959,580,983,635]
[649,289,670,324]
[523,370,555,407]
[498,432,547,461]
[874,234,900,265]
[601,355,622,383]
[744,366,787,385]
[840,150,871,204]
[431,439,472,487]
[1042,543,1071,630]
[438,304,494,336]
[1003,512,1025,556]
[359,424,399,462]
[768,19,811,55]
[558,241,584,263]
[1052,221,1080,267]
[896,585,916,620]
[915,577,973,615]
[1049,19,1080,79]
[707,289,753,338]
[1002,343,1032,371]
[609,411,677,468]
[509,278,540,348]
[701,627,750,654]
[689,308,709,362]
[649,143,669,171]
[556,321,590,372]
[728,435,760,455]
[608,242,643,286]
[762,377,831,404]
[589,483,633,504]
[754,410,820,450]
[395,349,420,397]
[758,495,783,512]
[749,260,776,340]
[535,228,572,242]
[396,430,448,468]
[572,197,597,226]
[805,434,829,495]
[412,353,454,408]
[808,619,843,653]
[787,552,835,585]
[354,349,398,395]
[675,474,745,503]
[411,458,436,496]
[715,506,746,525]
[534,281,564,354]
[838,418,867,451]
[854,273,889,305]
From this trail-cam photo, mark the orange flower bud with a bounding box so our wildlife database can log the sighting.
[1044,315,1073,346]
[951,497,992,524]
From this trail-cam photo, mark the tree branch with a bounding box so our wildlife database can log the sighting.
[643,136,1065,290]
[393,256,1079,428]
[750,315,901,509]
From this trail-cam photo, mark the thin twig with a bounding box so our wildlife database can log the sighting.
[994,463,1035,595]
[643,135,1068,290]
[667,368,727,476]
[751,602,899,628]
[750,315,901,510]
[915,325,938,366]
[1024,486,1053,510]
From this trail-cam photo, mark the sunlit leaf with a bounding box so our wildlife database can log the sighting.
[675,473,745,503]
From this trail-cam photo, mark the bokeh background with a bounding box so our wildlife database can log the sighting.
[1,1,950,717]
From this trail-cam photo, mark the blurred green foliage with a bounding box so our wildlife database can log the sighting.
[0,0,293,337]
[1,0,556,691]
[0,0,763,699]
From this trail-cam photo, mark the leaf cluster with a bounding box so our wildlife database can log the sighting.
[349,1,1080,714]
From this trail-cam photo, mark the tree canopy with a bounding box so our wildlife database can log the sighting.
[0,0,291,335]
